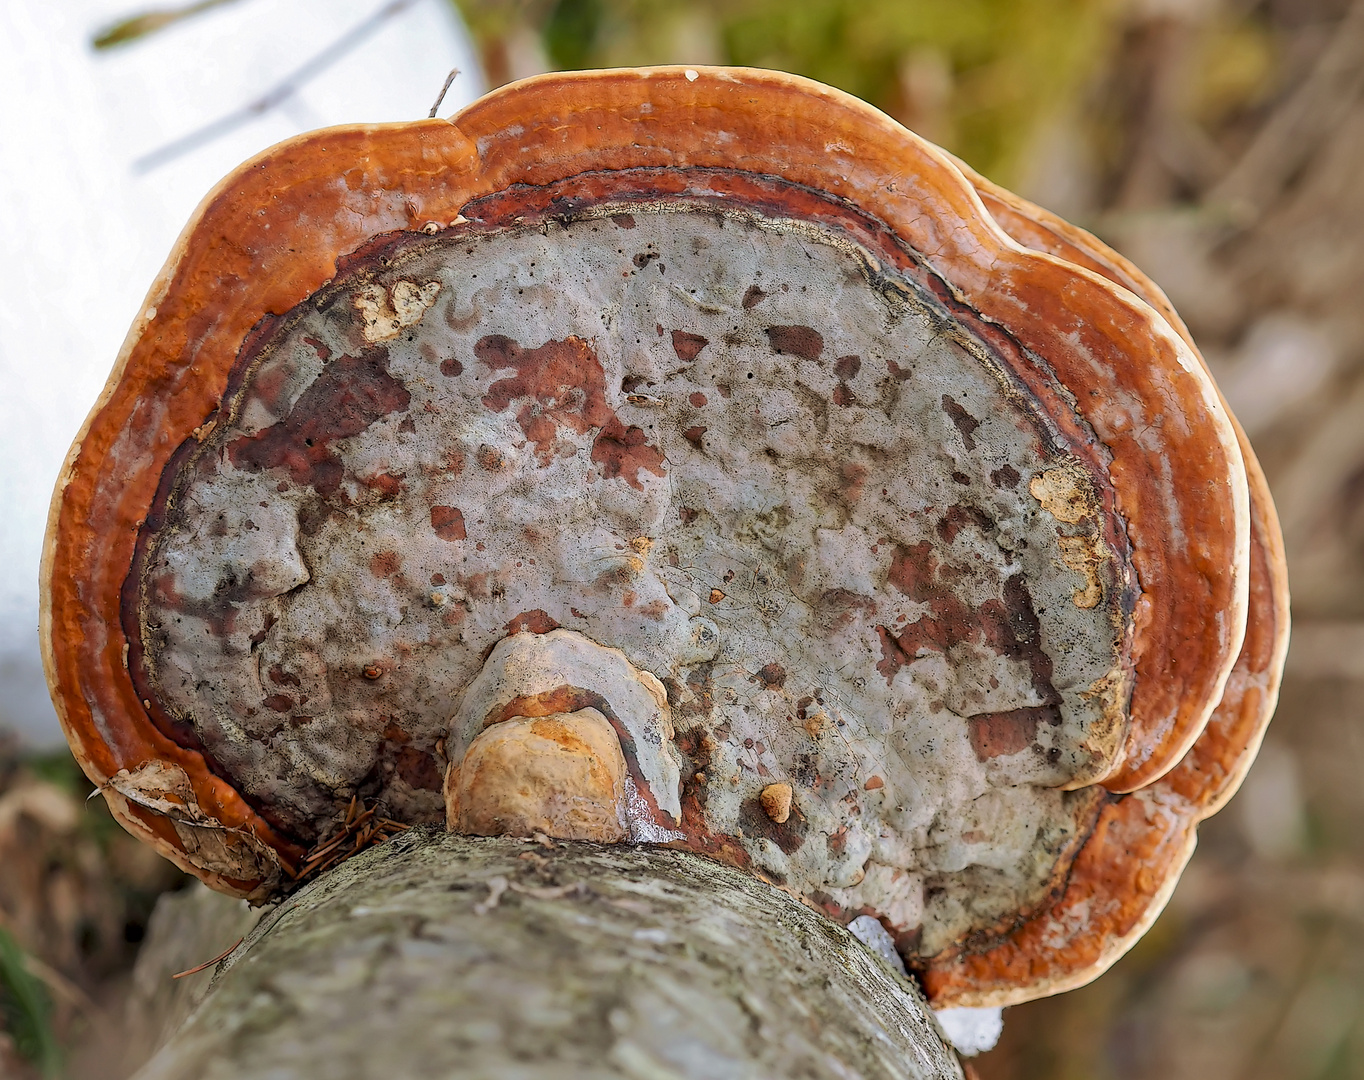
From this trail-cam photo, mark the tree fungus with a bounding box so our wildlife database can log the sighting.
[42,67,1287,1006]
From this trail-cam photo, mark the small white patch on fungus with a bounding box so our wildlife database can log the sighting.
[354,279,442,343]
[1028,466,1094,525]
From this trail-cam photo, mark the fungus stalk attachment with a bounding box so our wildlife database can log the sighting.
[444,630,684,843]
[449,708,629,841]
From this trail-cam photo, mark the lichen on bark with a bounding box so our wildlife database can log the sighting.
[132,830,963,1080]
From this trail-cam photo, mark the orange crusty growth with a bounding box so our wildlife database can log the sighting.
[40,67,1282,1005]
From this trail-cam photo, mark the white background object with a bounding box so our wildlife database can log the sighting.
[848,913,1005,1056]
[0,0,484,745]
[934,1006,1005,1057]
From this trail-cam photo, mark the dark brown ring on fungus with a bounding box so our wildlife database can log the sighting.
[40,67,1261,1004]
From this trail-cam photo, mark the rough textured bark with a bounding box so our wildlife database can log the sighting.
[131,830,963,1079]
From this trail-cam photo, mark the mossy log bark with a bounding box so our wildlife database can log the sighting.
[131,830,963,1079]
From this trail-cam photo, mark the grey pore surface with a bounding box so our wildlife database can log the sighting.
[137,203,1128,955]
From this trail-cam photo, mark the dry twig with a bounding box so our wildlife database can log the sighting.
[134,0,419,173]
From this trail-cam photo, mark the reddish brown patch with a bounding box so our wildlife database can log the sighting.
[968,707,1057,760]
[262,694,294,713]
[430,505,466,541]
[833,384,856,408]
[991,464,1021,489]
[494,685,591,723]
[742,285,768,309]
[942,395,981,451]
[477,334,611,463]
[228,347,410,495]
[244,366,291,421]
[476,444,506,471]
[879,544,1060,712]
[369,551,402,577]
[249,614,277,647]
[430,573,446,586]
[875,626,912,682]
[937,504,993,544]
[683,425,707,449]
[671,330,709,362]
[834,354,862,380]
[864,775,884,790]
[398,415,416,434]
[688,391,708,407]
[611,213,636,229]
[459,571,492,599]
[816,589,878,633]
[268,665,301,688]
[382,722,411,743]
[840,462,867,504]
[765,325,824,360]
[886,358,912,382]
[439,357,463,377]
[360,471,404,497]
[395,747,444,792]
[750,662,787,689]
[505,610,560,635]
[591,417,668,489]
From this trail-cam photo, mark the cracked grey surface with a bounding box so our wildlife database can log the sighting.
[137,204,1128,955]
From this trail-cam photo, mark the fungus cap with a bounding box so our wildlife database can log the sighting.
[41,67,1280,1005]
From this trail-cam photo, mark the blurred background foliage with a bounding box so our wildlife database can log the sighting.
[11,0,1364,1076]
[455,0,1115,189]
[444,0,1300,223]
[0,926,61,1078]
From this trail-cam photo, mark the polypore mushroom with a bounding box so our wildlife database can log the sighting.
[41,67,1283,1006]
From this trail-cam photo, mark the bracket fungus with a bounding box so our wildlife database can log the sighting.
[41,67,1288,1006]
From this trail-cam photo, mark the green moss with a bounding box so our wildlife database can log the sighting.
[0,928,61,1078]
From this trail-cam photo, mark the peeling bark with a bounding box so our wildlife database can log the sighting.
[132,830,963,1080]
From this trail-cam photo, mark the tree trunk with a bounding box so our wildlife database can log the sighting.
[129,830,963,1080]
